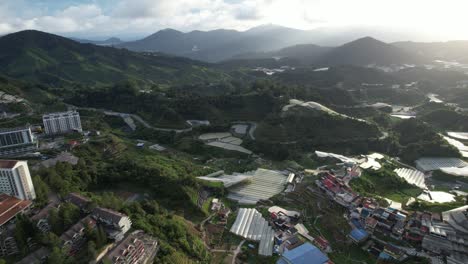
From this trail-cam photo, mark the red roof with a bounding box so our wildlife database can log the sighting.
[325,173,336,182]
[323,179,336,190]
[0,160,19,169]
[0,193,32,226]
[315,236,330,249]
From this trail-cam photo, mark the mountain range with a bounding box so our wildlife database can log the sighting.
[233,37,428,66]
[117,25,324,62]
[1,28,468,88]
[0,30,227,86]
[114,25,468,64]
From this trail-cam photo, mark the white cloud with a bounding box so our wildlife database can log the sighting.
[0,0,467,40]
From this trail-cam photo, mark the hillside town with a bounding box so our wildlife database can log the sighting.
[0,110,160,263]
[0,106,466,264]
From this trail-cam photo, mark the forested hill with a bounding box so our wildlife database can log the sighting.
[0,30,229,86]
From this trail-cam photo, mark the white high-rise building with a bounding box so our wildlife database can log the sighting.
[0,160,36,200]
[43,110,82,135]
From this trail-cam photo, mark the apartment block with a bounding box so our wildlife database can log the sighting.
[43,110,82,135]
[0,127,37,157]
[0,160,36,200]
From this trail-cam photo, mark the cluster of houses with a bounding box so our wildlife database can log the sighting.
[316,171,359,208]
[268,206,332,257]
[17,192,158,264]
[228,201,334,264]
[269,206,334,264]
[316,168,468,264]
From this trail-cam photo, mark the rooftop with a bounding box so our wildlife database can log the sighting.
[104,230,158,263]
[0,160,19,169]
[0,126,31,133]
[349,228,369,242]
[277,242,329,264]
[60,215,96,242]
[230,208,275,256]
[443,205,468,234]
[16,247,50,264]
[43,110,79,118]
[66,193,91,209]
[93,207,129,223]
[0,193,32,226]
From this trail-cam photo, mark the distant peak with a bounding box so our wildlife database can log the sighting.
[105,37,121,42]
[159,28,182,33]
[354,36,384,43]
[342,36,388,47]
[245,24,289,33]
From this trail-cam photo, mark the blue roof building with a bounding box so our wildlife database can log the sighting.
[349,228,369,243]
[351,218,364,229]
[277,242,329,264]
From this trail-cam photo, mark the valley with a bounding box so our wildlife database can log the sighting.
[0,25,467,264]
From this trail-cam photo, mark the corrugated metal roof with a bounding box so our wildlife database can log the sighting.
[230,208,274,256]
[277,242,329,264]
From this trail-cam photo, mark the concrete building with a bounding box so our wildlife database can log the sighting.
[102,230,158,264]
[43,110,82,135]
[0,193,32,227]
[60,215,96,256]
[16,247,50,264]
[0,160,36,200]
[92,207,132,241]
[0,127,37,157]
[66,192,92,212]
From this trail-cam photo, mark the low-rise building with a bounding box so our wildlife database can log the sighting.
[349,228,369,244]
[277,242,330,264]
[66,192,92,212]
[365,217,378,231]
[16,247,50,264]
[0,193,32,227]
[60,215,97,256]
[92,207,132,241]
[0,236,19,256]
[102,230,158,264]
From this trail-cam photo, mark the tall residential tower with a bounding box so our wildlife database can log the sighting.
[43,110,82,135]
[0,160,36,200]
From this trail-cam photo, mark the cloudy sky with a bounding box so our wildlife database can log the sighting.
[1,0,468,40]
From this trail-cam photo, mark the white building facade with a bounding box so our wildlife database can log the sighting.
[43,110,82,135]
[0,127,37,157]
[0,160,36,200]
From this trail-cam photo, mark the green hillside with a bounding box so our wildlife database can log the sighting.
[0,30,229,86]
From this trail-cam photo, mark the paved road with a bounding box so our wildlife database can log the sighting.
[75,106,193,133]
[231,240,245,264]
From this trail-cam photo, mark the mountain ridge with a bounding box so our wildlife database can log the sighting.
[0,30,227,86]
[117,24,322,62]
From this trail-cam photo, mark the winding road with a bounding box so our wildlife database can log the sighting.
[73,106,193,133]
